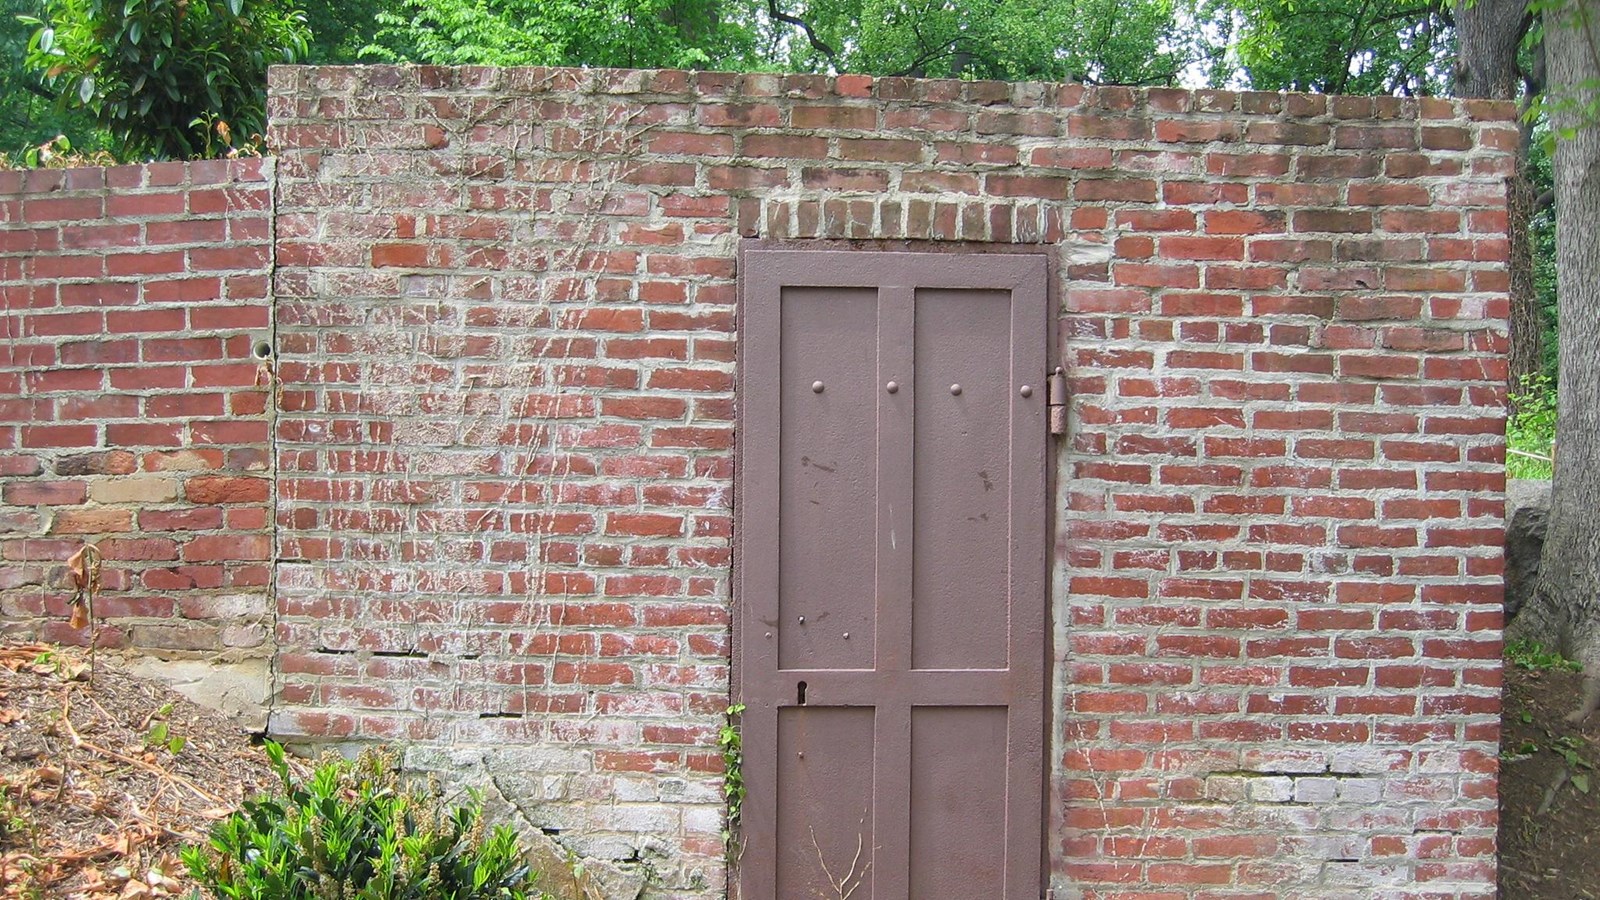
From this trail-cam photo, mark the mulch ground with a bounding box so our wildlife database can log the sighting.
[0,642,300,899]
[1499,661,1600,899]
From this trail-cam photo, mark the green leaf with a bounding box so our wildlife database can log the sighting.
[1574,773,1590,795]
[78,75,94,104]
[128,20,141,43]
[38,27,53,52]
[226,0,242,15]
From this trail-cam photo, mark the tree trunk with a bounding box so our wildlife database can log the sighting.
[1455,0,1544,397]
[1507,0,1600,720]
[1456,0,1526,98]
[1506,153,1544,393]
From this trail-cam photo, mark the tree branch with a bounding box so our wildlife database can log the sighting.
[1368,4,1448,27]
[766,0,838,70]
[889,46,956,79]
[888,16,951,78]
[1331,0,1377,94]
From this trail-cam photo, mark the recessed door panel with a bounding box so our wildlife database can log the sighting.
[910,706,1009,897]
[778,287,879,671]
[912,288,1014,672]
[777,707,876,898]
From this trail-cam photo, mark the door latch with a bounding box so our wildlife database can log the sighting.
[1047,366,1067,436]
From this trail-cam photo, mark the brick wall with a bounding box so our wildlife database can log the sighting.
[267,67,741,893]
[0,159,275,716]
[0,65,1513,898]
[266,66,1512,899]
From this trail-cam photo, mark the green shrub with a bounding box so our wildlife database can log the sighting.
[1508,373,1557,481]
[182,742,550,900]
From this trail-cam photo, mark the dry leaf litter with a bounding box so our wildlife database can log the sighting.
[0,641,303,898]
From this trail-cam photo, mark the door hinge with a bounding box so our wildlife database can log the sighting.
[1047,366,1067,436]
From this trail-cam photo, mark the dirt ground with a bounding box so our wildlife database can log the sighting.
[1499,660,1600,899]
[0,642,296,899]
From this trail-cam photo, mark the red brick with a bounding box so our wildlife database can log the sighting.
[1077,178,1158,202]
[743,134,828,159]
[182,533,270,561]
[184,476,270,504]
[4,481,87,505]
[791,104,876,129]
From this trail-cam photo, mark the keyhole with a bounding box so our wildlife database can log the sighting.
[797,681,808,706]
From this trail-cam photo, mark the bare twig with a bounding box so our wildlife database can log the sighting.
[810,820,869,900]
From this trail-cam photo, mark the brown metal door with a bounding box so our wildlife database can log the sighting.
[736,249,1049,900]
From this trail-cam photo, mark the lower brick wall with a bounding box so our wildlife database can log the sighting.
[0,159,275,719]
[0,65,1510,898]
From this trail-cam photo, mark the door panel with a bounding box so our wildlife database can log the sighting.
[737,249,1049,900]
[777,707,877,898]
[912,288,1015,672]
[910,706,1009,897]
[777,287,879,672]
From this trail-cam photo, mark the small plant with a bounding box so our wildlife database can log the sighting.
[182,742,550,899]
[1553,735,1596,794]
[1508,373,1557,480]
[719,703,745,849]
[143,703,187,755]
[1502,738,1541,762]
[0,788,32,845]
[1506,637,1583,672]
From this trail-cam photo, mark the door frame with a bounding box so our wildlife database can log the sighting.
[730,239,1059,898]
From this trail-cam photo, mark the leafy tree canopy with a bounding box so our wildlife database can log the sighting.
[758,0,1197,83]
[1188,0,1456,94]
[0,0,105,155]
[297,0,384,62]
[364,0,761,69]
[21,0,310,159]
[361,0,1197,85]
